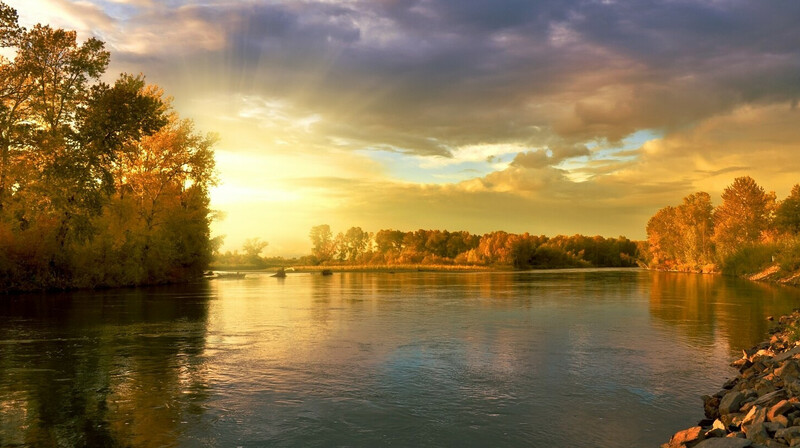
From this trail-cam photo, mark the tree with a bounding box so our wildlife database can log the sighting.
[242,238,268,258]
[309,224,335,263]
[476,231,513,265]
[375,229,405,253]
[0,6,130,247]
[646,206,681,268]
[713,176,775,257]
[776,185,800,235]
[342,226,370,261]
[676,192,714,266]
[0,3,217,290]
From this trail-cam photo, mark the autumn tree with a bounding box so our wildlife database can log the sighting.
[342,227,370,261]
[242,238,268,265]
[374,229,405,253]
[776,185,800,235]
[646,206,681,268]
[676,192,715,266]
[476,231,513,265]
[0,11,110,217]
[309,224,335,263]
[0,4,217,290]
[713,176,775,257]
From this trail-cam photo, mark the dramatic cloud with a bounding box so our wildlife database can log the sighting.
[10,0,800,253]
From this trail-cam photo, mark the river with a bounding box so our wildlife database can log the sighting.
[1,269,799,447]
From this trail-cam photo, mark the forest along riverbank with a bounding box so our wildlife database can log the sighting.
[662,311,800,447]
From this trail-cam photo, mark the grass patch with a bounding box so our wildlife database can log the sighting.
[777,238,800,272]
[721,243,780,276]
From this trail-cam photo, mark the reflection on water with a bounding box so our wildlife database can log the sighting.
[1,270,800,447]
[648,271,800,352]
[0,285,211,447]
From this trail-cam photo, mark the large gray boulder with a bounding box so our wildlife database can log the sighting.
[721,391,746,415]
[775,425,800,445]
[744,422,770,444]
[693,438,752,447]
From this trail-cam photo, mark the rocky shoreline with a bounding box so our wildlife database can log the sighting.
[663,311,800,447]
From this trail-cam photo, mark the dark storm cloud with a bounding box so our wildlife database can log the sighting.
[116,0,800,157]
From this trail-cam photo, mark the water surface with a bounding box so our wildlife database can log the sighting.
[2,269,799,447]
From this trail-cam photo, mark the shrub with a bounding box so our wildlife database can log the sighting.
[720,243,779,276]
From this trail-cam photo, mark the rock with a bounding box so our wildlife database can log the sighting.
[765,421,787,434]
[722,392,747,415]
[755,349,777,359]
[773,415,791,428]
[760,441,790,448]
[668,426,705,447]
[777,362,800,383]
[722,413,746,429]
[735,358,755,371]
[700,419,717,428]
[705,395,723,418]
[726,378,742,390]
[693,438,752,447]
[754,390,788,408]
[706,428,728,438]
[661,314,800,447]
[775,426,800,444]
[745,422,770,444]
[770,401,794,422]
[758,380,779,397]
[744,365,764,379]
[786,381,800,398]
[743,406,768,429]
[775,347,800,363]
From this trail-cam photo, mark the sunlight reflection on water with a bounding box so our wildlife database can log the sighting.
[2,270,800,447]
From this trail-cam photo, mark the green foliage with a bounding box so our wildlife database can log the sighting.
[306,225,638,269]
[713,176,775,258]
[0,5,216,291]
[309,224,334,264]
[719,244,779,277]
[776,239,800,272]
[645,178,786,272]
[786,320,800,344]
[776,185,800,235]
[646,192,716,271]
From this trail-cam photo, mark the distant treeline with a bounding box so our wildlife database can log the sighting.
[302,225,640,269]
[212,228,640,271]
[0,4,216,291]
[645,176,800,275]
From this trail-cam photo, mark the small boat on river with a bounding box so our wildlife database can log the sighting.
[271,268,287,278]
[321,269,333,276]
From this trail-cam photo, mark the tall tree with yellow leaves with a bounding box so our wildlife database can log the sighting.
[712,176,775,258]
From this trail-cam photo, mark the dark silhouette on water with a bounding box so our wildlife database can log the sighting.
[216,272,246,279]
[271,268,287,278]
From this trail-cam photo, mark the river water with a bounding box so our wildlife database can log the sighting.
[1,269,800,447]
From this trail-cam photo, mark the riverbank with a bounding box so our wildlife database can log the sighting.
[211,264,497,274]
[748,264,800,288]
[662,310,800,447]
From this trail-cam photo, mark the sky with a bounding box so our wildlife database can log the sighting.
[9,0,800,256]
